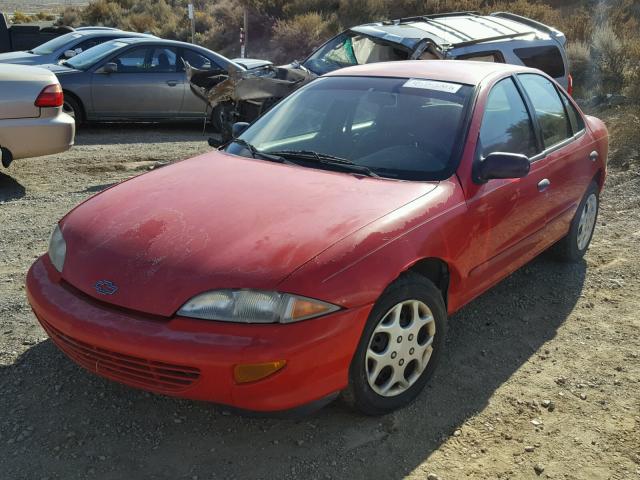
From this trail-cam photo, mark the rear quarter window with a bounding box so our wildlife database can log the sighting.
[514,45,565,78]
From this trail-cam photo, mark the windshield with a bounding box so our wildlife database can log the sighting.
[32,32,83,55]
[303,31,410,75]
[226,76,473,181]
[64,40,128,71]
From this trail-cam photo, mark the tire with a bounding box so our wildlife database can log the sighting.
[344,272,447,415]
[62,94,83,126]
[210,102,234,142]
[553,181,599,262]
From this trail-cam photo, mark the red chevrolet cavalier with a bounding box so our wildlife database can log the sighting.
[27,61,608,415]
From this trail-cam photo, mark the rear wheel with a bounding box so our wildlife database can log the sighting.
[553,182,599,262]
[344,273,447,415]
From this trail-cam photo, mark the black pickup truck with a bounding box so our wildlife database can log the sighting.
[0,12,71,53]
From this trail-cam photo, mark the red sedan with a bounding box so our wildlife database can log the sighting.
[27,60,608,415]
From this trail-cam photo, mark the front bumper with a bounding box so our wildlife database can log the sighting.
[26,256,371,412]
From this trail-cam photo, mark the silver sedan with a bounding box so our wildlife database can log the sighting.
[0,64,75,167]
[42,37,263,124]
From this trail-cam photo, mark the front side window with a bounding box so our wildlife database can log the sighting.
[518,73,572,148]
[149,47,178,73]
[514,45,565,78]
[32,32,83,55]
[226,76,474,181]
[479,77,538,158]
[303,32,409,76]
[70,37,113,55]
[112,47,148,73]
[181,49,216,71]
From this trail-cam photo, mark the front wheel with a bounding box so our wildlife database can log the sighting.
[62,95,83,126]
[553,181,599,262]
[344,273,447,415]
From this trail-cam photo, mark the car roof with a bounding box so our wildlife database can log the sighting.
[74,30,150,38]
[351,12,563,50]
[324,59,531,86]
[115,37,202,48]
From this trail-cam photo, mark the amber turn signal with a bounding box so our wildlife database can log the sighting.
[233,360,287,384]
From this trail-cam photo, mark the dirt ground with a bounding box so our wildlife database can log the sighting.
[0,112,639,480]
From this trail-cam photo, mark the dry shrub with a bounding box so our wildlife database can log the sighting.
[11,11,34,24]
[271,12,338,63]
[622,39,640,103]
[591,23,626,93]
[566,41,590,97]
[80,0,124,27]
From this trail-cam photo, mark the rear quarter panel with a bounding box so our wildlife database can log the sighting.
[0,65,57,119]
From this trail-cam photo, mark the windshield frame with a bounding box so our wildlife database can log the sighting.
[32,32,84,56]
[225,75,478,182]
[63,40,131,71]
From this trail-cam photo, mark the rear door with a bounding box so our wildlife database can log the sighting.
[91,45,184,118]
[516,73,595,239]
[459,76,554,301]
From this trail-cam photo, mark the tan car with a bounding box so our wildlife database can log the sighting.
[0,64,74,167]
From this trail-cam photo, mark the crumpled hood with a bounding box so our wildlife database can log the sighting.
[60,151,435,316]
[0,51,39,64]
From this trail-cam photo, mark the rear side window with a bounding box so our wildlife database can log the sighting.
[559,91,585,135]
[478,78,538,158]
[518,74,571,148]
[514,46,565,78]
[455,51,505,63]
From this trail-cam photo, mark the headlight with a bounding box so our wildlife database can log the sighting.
[177,290,340,323]
[48,224,66,273]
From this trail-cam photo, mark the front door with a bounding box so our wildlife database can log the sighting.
[90,45,184,119]
[178,48,225,118]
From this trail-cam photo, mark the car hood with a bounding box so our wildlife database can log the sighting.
[0,51,39,64]
[59,151,436,317]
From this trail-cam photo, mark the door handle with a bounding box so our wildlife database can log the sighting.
[537,179,551,192]
[166,80,178,86]
[590,150,599,162]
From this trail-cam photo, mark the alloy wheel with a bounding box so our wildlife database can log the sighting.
[577,193,597,250]
[365,300,436,397]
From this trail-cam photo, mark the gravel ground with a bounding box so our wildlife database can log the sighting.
[0,116,639,480]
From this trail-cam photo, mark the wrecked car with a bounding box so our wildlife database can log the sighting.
[189,11,572,139]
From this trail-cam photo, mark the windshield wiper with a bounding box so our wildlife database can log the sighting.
[231,139,288,163]
[270,150,380,178]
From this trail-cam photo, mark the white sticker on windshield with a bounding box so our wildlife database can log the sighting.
[402,79,462,93]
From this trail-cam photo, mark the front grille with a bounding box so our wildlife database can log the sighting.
[40,318,200,393]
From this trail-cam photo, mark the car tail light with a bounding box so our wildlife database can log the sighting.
[35,83,64,108]
[567,73,573,96]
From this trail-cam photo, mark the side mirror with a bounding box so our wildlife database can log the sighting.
[63,49,77,59]
[474,152,530,183]
[103,62,118,74]
[232,122,250,138]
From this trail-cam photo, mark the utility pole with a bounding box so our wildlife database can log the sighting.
[188,3,195,44]
[242,8,248,58]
